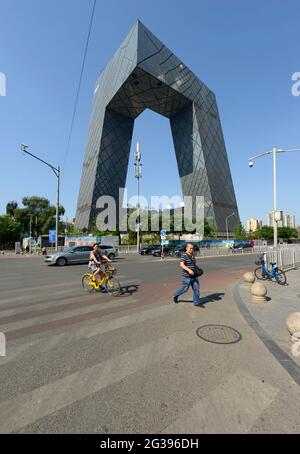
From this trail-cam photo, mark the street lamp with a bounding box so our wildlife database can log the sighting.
[248,146,300,248]
[29,214,32,254]
[21,144,61,252]
[226,212,235,242]
[134,141,142,253]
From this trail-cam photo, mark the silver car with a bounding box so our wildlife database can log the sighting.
[45,245,118,266]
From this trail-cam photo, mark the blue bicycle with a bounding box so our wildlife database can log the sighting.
[254,255,286,285]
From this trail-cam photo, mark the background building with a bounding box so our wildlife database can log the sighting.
[246,218,262,232]
[283,213,296,229]
[75,21,239,236]
[268,211,283,228]
[267,211,295,228]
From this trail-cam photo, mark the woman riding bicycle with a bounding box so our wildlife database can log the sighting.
[89,243,112,282]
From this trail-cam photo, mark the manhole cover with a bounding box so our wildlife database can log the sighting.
[196,325,242,344]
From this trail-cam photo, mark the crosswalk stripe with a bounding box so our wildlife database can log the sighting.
[162,370,279,433]
[0,331,194,433]
[0,293,138,333]
[0,302,176,365]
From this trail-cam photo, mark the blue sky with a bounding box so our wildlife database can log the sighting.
[0,0,299,227]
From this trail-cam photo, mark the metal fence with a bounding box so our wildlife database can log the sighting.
[266,246,300,270]
[117,245,138,254]
[117,245,264,257]
[3,244,300,269]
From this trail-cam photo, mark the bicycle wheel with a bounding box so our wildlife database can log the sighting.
[254,267,268,280]
[105,276,121,296]
[275,269,286,285]
[81,274,96,293]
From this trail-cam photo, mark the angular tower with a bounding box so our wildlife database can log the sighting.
[75,20,239,234]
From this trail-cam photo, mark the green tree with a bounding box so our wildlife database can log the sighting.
[66,225,85,236]
[22,196,49,212]
[278,227,298,240]
[5,196,65,238]
[6,201,18,217]
[233,222,247,240]
[204,218,217,239]
[0,215,21,244]
[20,196,65,236]
[255,225,274,241]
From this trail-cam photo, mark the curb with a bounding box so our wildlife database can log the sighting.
[234,282,300,385]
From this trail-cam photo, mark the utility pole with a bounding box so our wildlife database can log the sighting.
[248,146,300,248]
[134,142,142,253]
[21,144,61,252]
[226,212,235,242]
[29,215,32,254]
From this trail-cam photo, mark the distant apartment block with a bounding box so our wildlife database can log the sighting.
[246,218,262,232]
[268,211,283,228]
[283,213,296,228]
[267,211,296,228]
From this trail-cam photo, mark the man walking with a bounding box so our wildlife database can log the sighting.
[173,243,202,306]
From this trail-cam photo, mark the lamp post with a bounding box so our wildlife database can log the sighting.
[248,147,300,248]
[29,214,32,254]
[21,144,61,252]
[134,142,142,253]
[226,212,235,242]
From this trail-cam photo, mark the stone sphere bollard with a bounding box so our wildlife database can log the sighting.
[251,282,267,302]
[1,251,4,255]
[286,313,300,340]
[243,272,255,284]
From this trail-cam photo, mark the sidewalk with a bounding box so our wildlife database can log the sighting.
[235,269,300,370]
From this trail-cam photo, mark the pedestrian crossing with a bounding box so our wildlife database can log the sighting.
[0,330,194,433]
[0,258,295,434]
[0,261,205,433]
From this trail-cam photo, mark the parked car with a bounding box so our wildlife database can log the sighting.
[139,245,160,255]
[231,243,253,252]
[45,244,118,266]
[150,245,173,257]
[169,245,186,257]
[99,244,118,260]
[169,243,200,257]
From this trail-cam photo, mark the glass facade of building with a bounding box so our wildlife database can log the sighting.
[75,21,239,234]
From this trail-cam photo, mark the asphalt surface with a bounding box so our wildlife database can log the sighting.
[0,253,300,434]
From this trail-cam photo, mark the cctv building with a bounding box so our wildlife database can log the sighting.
[75,21,239,234]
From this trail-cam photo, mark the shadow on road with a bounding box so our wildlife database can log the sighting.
[200,292,225,304]
[119,284,140,297]
[179,292,225,306]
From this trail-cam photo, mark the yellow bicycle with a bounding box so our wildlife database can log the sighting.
[81,263,121,296]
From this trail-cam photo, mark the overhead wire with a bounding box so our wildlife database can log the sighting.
[62,0,97,172]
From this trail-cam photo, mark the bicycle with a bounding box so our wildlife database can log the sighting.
[254,255,287,285]
[81,263,121,296]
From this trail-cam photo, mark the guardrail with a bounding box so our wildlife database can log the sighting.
[117,245,138,254]
[2,244,300,267]
[266,246,300,271]
[118,245,261,257]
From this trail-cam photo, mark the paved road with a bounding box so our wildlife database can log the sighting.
[0,254,254,341]
[0,253,300,433]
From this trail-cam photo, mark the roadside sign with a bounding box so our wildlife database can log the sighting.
[160,230,167,238]
[49,230,56,244]
[161,240,169,245]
